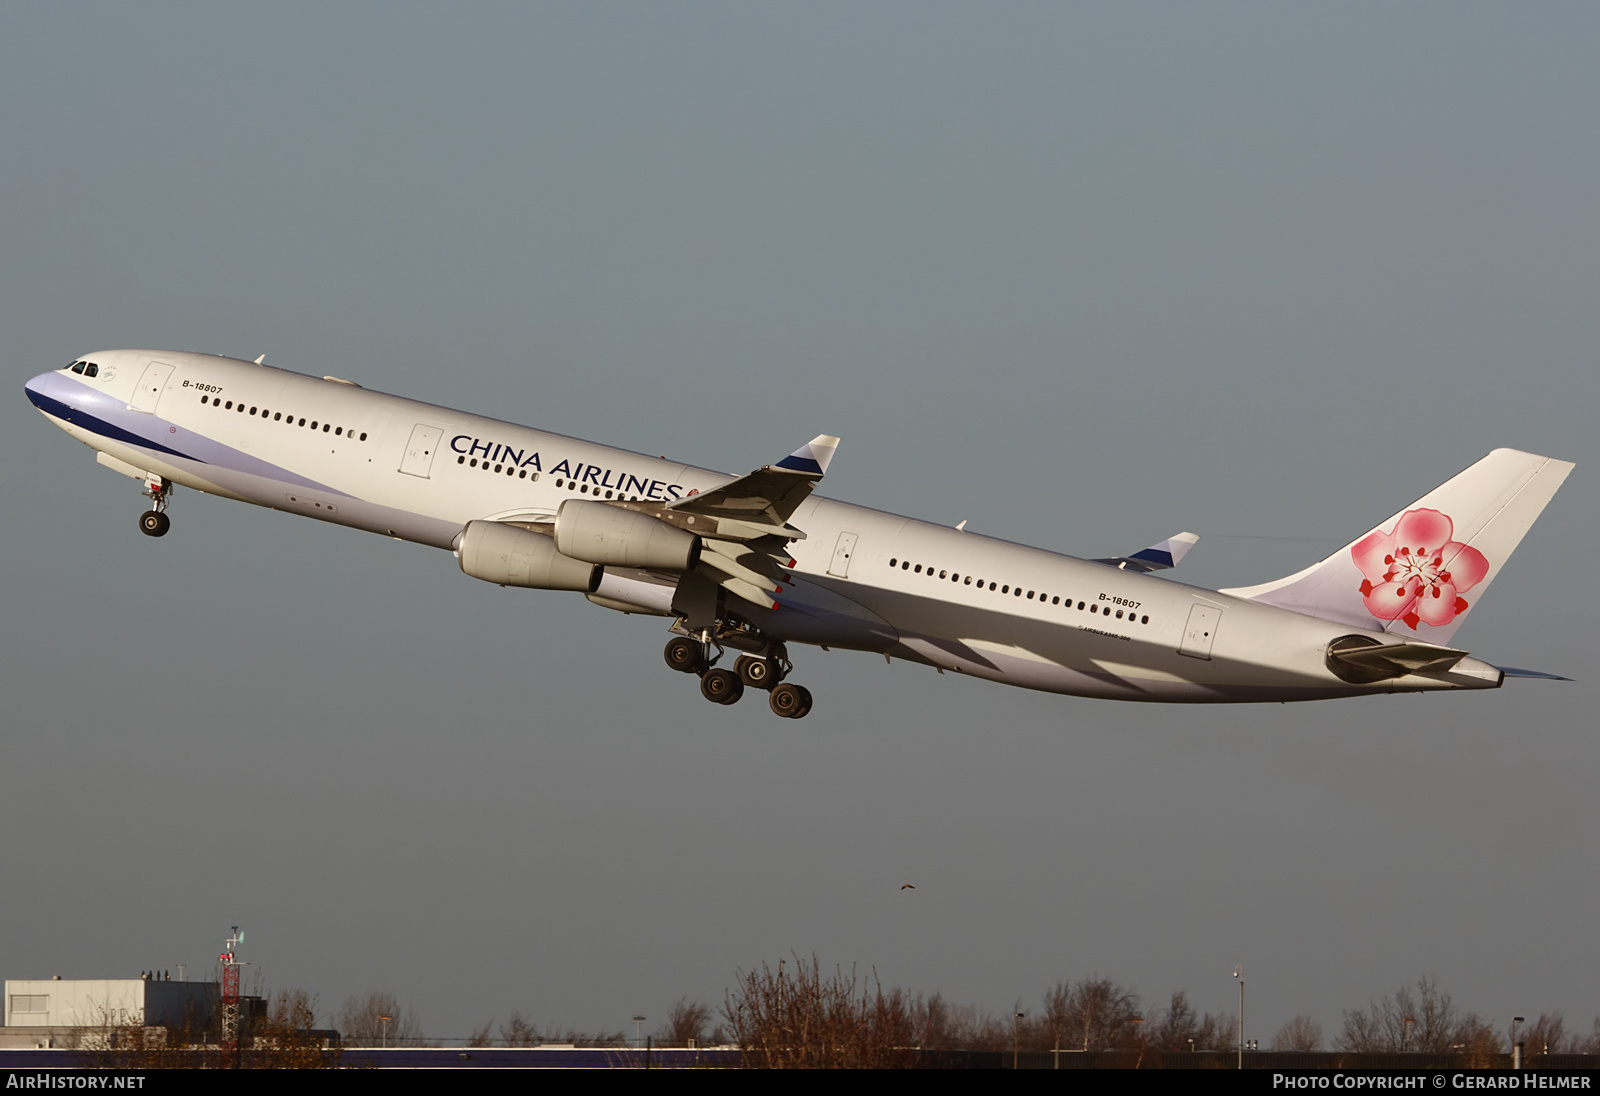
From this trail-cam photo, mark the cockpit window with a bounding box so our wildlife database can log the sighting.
[68,361,100,377]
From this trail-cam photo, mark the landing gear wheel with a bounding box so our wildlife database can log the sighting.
[735,654,781,690]
[769,683,813,719]
[700,668,744,705]
[664,637,707,675]
[139,510,170,538]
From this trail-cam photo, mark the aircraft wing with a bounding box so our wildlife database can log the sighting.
[667,434,839,539]
[1093,531,1200,573]
[644,435,839,613]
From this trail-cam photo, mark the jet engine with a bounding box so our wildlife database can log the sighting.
[553,499,701,570]
[457,520,600,591]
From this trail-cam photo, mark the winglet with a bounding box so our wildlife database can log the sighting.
[773,435,839,478]
[1094,531,1200,573]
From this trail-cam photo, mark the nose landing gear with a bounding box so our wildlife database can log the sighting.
[139,476,172,538]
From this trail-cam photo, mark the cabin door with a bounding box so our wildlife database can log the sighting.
[129,361,174,413]
[827,531,859,578]
[399,424,444,478]
[1178,604,1222,660]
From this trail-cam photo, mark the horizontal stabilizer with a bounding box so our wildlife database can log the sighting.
[1495,665,1573,682]
[1324,634,1473,683]
[1094,532,1200,573]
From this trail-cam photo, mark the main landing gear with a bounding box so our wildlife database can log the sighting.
[662,636,814,719]
[139,476,172,538]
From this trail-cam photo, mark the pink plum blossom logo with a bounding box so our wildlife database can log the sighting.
[1351,509,1490,630]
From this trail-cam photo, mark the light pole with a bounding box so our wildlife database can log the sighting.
[1013,1012,1025,1069]
[379,1014,391,1049]
[1512,1016,1525,1069]
[1233,966,1245,1070]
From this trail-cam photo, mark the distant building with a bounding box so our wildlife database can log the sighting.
[2,976,239,1049]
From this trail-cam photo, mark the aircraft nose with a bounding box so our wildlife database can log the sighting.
[24,372,54,411]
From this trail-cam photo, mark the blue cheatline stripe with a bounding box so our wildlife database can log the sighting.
[776,455,824,474]
[26,388,201,463]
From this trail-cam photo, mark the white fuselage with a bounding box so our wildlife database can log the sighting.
[27,349,1507,703]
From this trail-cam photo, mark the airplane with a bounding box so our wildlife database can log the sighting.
[26,349,1574,718]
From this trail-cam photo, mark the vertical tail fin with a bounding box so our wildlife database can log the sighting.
[1220,449,1573,643]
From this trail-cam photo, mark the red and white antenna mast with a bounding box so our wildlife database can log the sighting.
[220,927,246,1058]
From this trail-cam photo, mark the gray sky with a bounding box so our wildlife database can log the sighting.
[4,2,1596,1044]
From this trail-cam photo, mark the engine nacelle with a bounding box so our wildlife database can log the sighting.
[554,499,701,571]
[457,520,601,591]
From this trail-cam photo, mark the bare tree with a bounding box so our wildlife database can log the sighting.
[543,1025,629,1047]
[267,988,317,1031]
[1521,1013,1575,1057]
[1150,991,1199,1051]
[1453,1014,1504,1067]
[914,994,1008,1051]
[334,991,424,1046]
[500,1012,541,1047]
[1272,1013,1323,1051]
[1204,1011,1240,1052]
[657,997,715,1046]
[1335,977,1498,1055]
[1042,977,1141,1052]
[723,955,926,1068]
